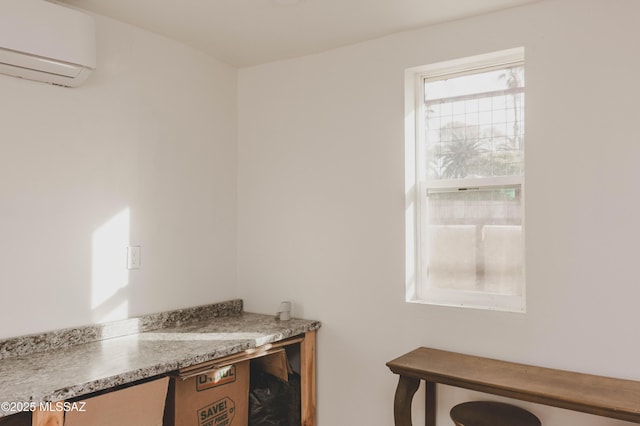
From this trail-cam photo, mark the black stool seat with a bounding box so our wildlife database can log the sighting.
[450,401,541,426]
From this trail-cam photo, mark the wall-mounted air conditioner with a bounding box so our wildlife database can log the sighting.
[0,0,96,87]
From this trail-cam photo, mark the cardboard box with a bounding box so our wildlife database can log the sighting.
[64,377,169,426]
[169,360,249,426]
[251,349,291,382]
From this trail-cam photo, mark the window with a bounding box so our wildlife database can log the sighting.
[405,48,525,312]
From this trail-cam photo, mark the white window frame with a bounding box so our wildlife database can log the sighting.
[405,48,526,312]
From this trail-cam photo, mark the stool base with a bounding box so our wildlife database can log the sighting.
[450,401,541,426]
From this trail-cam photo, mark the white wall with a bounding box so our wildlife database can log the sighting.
[0,12,238,338]
[237,0,640,424]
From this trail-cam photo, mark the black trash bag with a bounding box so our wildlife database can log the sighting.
[248,369,301,426]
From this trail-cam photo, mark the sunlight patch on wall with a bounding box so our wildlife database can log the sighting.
[91,208,130,323]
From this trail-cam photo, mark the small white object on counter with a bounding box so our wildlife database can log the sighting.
[278,301,291,321]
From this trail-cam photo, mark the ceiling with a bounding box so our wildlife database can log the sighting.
[58,0,539,67]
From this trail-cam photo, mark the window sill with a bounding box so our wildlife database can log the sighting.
[408,288,526,313]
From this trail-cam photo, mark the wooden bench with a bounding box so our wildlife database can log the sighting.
[386,347,640,425]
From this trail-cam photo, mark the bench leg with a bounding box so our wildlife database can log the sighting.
[425,381,436,426]
[393,375,420,426]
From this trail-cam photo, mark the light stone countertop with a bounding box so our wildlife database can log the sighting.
[0,300,320,417]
